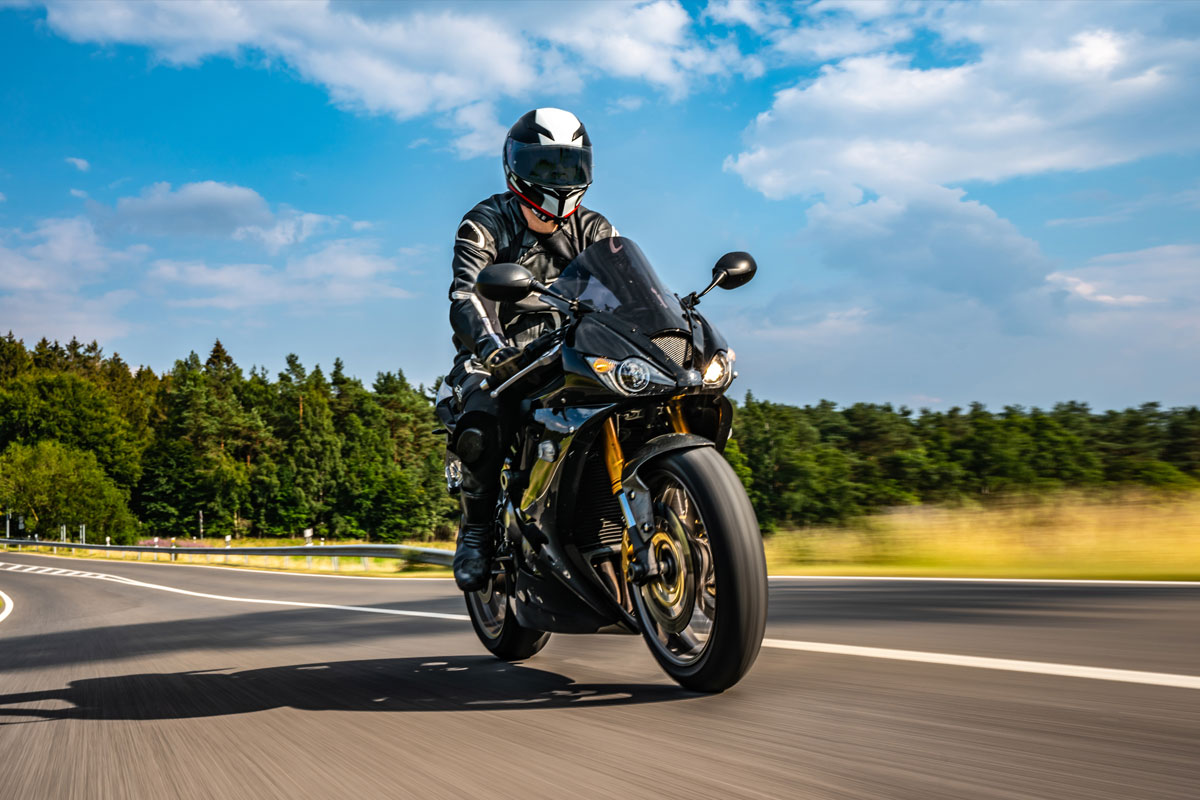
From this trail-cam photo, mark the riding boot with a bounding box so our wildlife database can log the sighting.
[453,488,497,592]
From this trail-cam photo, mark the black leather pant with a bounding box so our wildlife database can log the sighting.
[450,372,511,530]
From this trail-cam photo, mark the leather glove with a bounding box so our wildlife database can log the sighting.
[484,346,523,383]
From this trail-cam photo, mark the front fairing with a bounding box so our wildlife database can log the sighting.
[547,238,732,393]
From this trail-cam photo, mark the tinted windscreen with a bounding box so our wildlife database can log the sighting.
[507,142,592,187]
[553,238,687,335]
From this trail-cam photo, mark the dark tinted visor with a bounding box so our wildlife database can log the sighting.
[507,142,593,188]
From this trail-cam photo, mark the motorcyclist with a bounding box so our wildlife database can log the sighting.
[445,108,618,592]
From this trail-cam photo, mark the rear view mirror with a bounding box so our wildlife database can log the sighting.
[713,251,757,290]
[476,263,534,302]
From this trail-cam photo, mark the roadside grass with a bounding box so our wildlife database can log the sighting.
[6,491,1198,581]
[764,489,1200,580]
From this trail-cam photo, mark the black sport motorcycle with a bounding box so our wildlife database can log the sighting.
[442,237,767,693]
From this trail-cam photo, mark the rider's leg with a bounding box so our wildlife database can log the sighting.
[450,377,507,591]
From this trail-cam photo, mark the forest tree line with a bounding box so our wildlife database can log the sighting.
[1,332,1198,542]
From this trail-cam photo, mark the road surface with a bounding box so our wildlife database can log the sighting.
[1,551,1197,799]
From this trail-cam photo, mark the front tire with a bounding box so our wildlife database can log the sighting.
[631,447,768,692]
[465,567,550,661]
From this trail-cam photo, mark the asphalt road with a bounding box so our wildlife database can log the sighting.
[1,552,1197,800]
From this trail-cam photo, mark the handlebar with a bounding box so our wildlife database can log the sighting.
[487,342,563,399]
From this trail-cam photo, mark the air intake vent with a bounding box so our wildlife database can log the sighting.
[651,334,691,369]
[572,452,625,554]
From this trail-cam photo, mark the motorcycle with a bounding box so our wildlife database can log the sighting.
[441,237,767,693]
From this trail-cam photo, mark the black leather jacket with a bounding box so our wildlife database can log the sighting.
[448,191,616,378]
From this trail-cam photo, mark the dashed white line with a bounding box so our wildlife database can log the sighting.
[0,549,453,581]
[0,560,469,621]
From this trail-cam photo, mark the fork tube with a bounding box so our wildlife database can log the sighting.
[604,417,640,533]
[667,398,690,434]
[602,417,624,492]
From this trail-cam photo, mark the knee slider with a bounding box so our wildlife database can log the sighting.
[456,427,488,466]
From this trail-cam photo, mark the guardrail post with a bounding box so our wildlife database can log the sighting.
[171,538,177,562]
[361,557,368,572]
[333,555,339,571]
[105,536,110,557]
[224,534,231,564]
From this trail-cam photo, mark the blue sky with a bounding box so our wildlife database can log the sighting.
[1,0,1198,409]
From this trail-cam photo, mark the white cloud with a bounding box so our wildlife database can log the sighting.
[703,1,787,34]
[40,1,755,155]
[150,238,412,310]
[607,95,646,114]
[64,156,90,172]
[725,243,1200,408]
[0,191,6,203]
[1045,273,1151,306]
[0,217,141,342]
[109,180,332,251]
[69,188,88,199]
[114,181,273,236]
[444,101,508,160]
[727,10,1200,203]
[770,18,911,62]
[1049,244,1200,310]
[233,210,335,254]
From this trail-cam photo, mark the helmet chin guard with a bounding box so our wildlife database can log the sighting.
[503,108,592,223]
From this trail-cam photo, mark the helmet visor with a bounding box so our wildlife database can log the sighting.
[506,142,593,188]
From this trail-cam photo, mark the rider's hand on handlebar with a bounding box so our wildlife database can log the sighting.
[484,346,523,383]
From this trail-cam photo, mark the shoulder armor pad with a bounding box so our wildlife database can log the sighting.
[456,219,487,249]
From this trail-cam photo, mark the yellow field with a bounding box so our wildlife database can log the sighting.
[764,490,1200,580]
[6,491,1199,581]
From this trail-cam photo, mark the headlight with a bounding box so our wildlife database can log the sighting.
[703,351,732,386]
[586,355,674,395]
[617,358,652,393]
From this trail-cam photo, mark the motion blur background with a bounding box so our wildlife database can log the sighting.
[1,1,1198,574]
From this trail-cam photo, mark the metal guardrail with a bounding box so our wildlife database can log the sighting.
[0,537,453,568]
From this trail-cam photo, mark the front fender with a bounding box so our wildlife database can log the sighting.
[620,434,714,542]
[622,433,714,484]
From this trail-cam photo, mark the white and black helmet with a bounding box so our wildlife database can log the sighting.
[504,108,592,223]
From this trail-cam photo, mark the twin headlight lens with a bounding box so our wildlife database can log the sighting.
[587,356,671,395]
[587,350,734,394]
[703,351,733,386]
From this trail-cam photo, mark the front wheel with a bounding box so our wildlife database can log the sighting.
[630,446,768,692]
[465,566,551,661]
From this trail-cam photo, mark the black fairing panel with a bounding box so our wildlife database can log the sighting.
[690,311,729,367]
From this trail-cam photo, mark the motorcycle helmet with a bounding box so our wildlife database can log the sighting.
[504,108,592,223]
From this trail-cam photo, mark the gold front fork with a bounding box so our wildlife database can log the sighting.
[603,416,624,493]
[667,397,690,434]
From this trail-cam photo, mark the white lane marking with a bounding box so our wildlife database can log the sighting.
[0,550,453,581]
[769,575,1200,586]
[0,589,13,625]
[7,559,1198,689]
[762,639,1200,690]
[0,561,470,622]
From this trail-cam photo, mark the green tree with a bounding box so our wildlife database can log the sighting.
[0,441,136,543]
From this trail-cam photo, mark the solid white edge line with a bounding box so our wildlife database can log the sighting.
[0,588,13,625]
[6,560,1198,690]
[98,573,473,621]
[769,575,1200,587]
[761,639,1200,690]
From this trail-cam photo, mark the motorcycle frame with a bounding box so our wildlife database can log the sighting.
[492,311,735,635]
